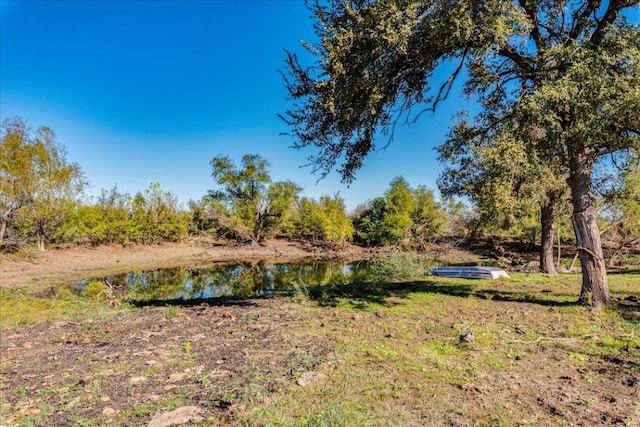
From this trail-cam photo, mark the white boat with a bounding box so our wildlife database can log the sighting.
[431,266,510,279]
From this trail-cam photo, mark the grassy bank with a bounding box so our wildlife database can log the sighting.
[1,271,639,426]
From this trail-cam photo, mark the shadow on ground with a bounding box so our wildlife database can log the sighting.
[305,280,582,308]
[127,279,582,309]
[127,274,639,314]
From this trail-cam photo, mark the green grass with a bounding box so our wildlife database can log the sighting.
[232,271,640,426]
[2,267,639,426]
[0,284,132,329]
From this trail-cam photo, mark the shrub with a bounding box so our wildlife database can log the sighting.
[370,252,433,282]
[83,281,109,300]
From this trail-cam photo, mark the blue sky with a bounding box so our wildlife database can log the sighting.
[1,0,469,211]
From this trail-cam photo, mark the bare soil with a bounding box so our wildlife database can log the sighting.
[1,239,639,426]
[1,298,327,426]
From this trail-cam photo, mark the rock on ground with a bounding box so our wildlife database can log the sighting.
[147,406,205,427]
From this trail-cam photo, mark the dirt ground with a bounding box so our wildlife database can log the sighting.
[0,238,374,426]
[1,240,638,426]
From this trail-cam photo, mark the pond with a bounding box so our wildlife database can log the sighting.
[71,260,373,302]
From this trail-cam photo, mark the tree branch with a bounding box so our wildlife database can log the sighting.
[497,46,533,76]
[431,49,468,112]
[589,0,629,46]
[518,0,545,53]
[568,0,602,42]
[577,245,605,261]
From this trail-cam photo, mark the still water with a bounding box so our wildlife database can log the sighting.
[73,260,373,302]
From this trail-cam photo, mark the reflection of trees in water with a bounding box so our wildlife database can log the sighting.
[95,260,371,301]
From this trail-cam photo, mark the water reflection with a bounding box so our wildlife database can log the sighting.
[74,260,372,301]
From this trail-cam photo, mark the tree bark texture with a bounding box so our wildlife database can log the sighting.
[0,204,15,246]
[0,221,6,246]
[253,211,265,244]
[540,196,558,275]
[567,154,611,309]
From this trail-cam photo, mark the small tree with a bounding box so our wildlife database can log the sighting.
[438,121,569,273]
[128,183,188,244]
[295,197,325,241]
[384,177,417,243]
[187,197,222,235]
[0,117,86,250]
[319,194,354,244]
[353,197,401,247]
[354,177,443,247]
[411,185,445,247]
[209,154,301,243]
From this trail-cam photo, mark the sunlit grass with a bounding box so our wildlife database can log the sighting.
[0,285,129,329]
[2,262,638,426]
[235,269,640,426]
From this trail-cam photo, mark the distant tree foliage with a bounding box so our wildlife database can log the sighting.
[294,194,354,245]
[281,0,640,309]
[0,118,190,250]
[354,197,406,246]
[208,154,302,243]
[0,117,86,250]
[187,196,223,236]
[599,152,640,265]
[58,186,131,245]
[353,177,443,247]
[129,182,188,244]
[411,185,445,246]
[59,183,188,245]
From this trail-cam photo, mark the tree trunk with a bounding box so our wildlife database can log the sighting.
[36,235,45,251]
[0,204,15,246]
[556,227,562,270]
[0,221,6,246]
[540,195,558,275]
[567,154,611,310]
[34,216,47,251]
[252,211,264,244]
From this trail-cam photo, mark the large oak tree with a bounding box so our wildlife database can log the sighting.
[281,0,640,310]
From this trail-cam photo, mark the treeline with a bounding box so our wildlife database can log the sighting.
[2,117,638,266]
